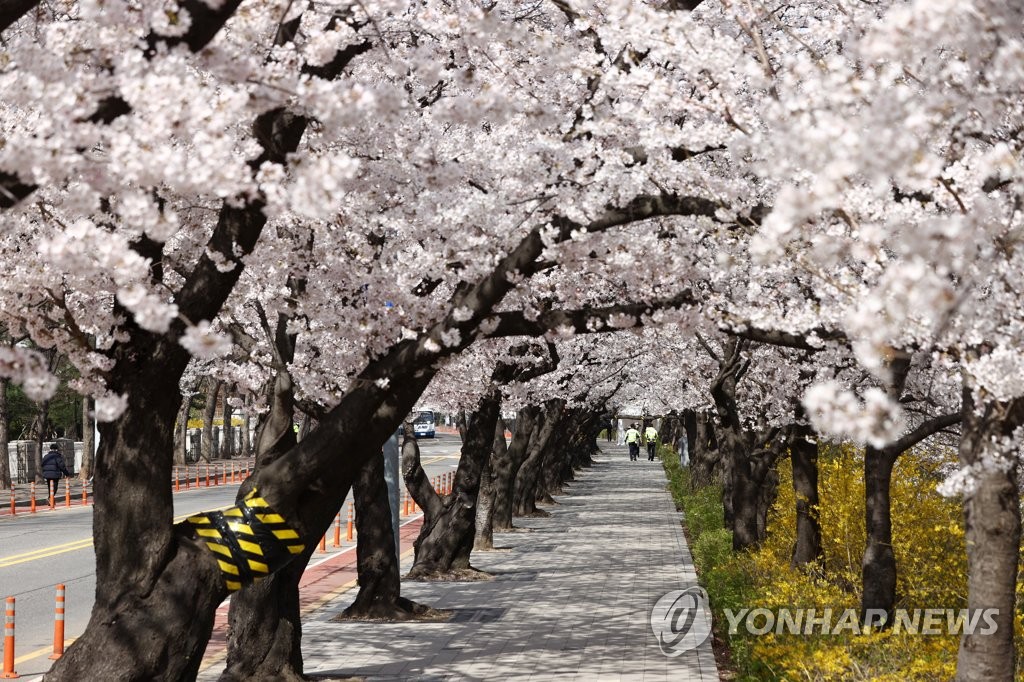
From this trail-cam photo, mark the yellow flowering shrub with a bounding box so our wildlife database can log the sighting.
[665,442,1024,681]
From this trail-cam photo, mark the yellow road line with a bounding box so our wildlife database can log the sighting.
[15,637,77,665]
[0,537,96,563]
[0,507,231,569]
[0,539,94,568]
[5,505,237,667]
[6,505,417,668]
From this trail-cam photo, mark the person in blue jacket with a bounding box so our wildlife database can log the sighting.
[41,443,71,497]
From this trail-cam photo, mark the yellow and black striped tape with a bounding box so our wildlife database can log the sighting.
[186,488,306,592]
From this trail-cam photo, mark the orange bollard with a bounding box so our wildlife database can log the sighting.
[29,483,35,514]
[48,584,65,660]
[81,482,87,506]
[333,513,341,547]
[401,489,407,517]
[346,502,354,542]
[9,488,14,517]
[318,533,326,553]
[205,464,210,488]
[175,467,180,493]
[195,467,200,488]
[64,479,70,508]
[2,596,17,678]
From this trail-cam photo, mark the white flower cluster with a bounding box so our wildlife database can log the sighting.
[94,393,129,422]
[966,348,1024,402]
[802,381,905,448]
[179,321,232,360]
[937,436,1018,498]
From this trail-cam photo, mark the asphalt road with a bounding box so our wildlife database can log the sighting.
[0,434,463,679]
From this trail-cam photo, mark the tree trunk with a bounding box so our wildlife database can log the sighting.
[173,395,190,466]
[223,389,235,458]
[689,411,719,488]
[730,434,782,551]
[0,377,9,488]
[730,448,760,550]
[221,312,303,680]
[861,444,897,623]
[474,417,507,551]
[757,467,778,541]
[79,396,94,481]
[201,379,222,462]
[337,448,437,620]
[790,425,823,567]
[31,399,50,482]
[956,383,1022,682]
[538,409,583,501]
[242,402,252,455]
[219,544,313,682]
[513,400,562,517]
[406,391,500,580]
[492,406,539,531]
[49,365,223,681]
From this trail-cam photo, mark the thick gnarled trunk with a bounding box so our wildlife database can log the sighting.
[405,392,500,580]
[689,411,719,488]
[51,358,224,681]
[474,417,507,551]
[201,378,222,462]
[492,406,539,530]
[956,384,1022,682]
[338,450,437,620]
[513,400,563,517]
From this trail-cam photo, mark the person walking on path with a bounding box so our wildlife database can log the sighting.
[625,424,642,461]
[42,443,71,498]
[644,424,659,461]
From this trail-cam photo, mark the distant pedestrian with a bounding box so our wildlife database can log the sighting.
[644,425,659,461]
[625,424,642,461]
[42,443,71,497]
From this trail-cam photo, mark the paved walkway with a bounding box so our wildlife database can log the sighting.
[225,445,718,682]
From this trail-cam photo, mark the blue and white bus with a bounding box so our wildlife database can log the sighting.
[412,409,436,438]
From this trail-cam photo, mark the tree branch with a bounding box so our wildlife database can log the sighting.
[724,324,847,352]
[890,412,961,454]
[481,290,696,339]
[0,0,38,34]
[401,421,443,517]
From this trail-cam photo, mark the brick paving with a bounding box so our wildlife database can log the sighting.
[231,445,720,682]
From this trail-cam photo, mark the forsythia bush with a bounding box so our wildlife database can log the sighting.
[664,443,1024,681]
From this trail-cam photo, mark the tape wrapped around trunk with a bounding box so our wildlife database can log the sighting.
[186,488,306,592]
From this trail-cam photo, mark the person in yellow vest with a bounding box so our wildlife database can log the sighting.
[644,424,659,461]
[624,423,642,461]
